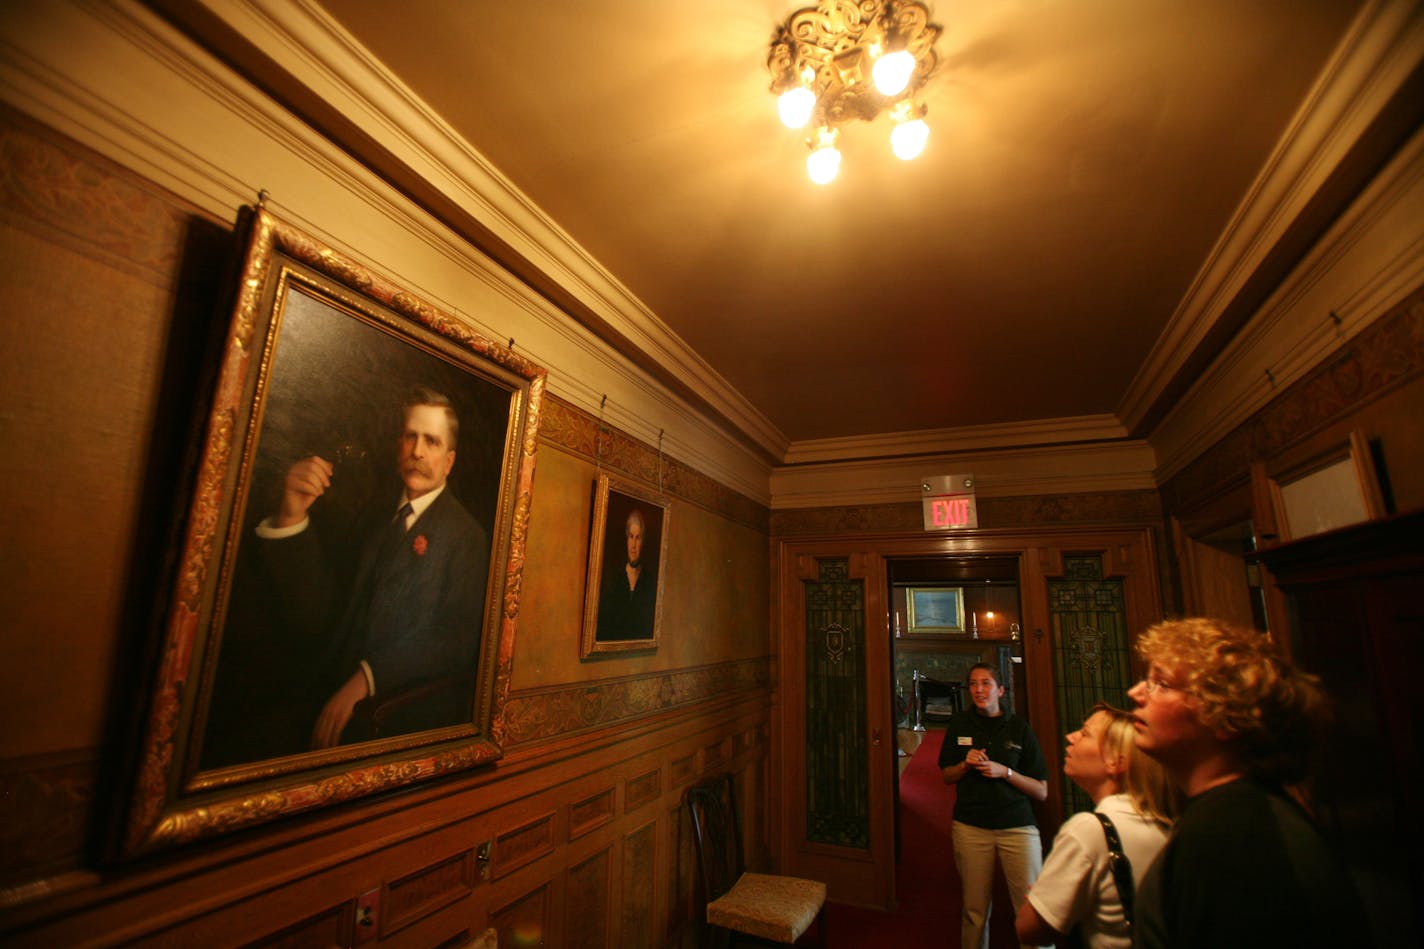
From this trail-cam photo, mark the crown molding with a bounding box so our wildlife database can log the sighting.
[782,414,1128,466]
[1151,126,1424,482]
[1117,0,1424,434]
[770,440,1157,510]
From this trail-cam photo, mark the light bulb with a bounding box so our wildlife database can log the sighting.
[872,49,915,96]
[806,143,841,184]
[778,86,815,129]
[890,116,929,160]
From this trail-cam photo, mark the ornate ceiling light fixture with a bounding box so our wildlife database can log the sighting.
[768,0,941,184]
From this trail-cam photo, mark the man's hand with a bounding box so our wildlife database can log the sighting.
[311,670,369,749]
[276,455,333,527]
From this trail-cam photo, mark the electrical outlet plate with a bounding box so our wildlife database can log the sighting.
[354,887,380,945]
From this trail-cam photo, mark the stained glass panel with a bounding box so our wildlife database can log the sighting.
[804,558,869,849]
[1048,555,1131,817]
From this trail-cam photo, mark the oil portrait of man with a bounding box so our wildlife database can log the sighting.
[199,289,509,770]
[583,476,668,656]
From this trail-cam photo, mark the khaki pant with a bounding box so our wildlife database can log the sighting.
[951,821,1048,949]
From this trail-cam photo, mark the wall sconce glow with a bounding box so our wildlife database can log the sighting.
[890,114,929,159]
[807,132,842,184]
[873,49,916,96]
[767,1,941,181]
[778,85,816,128]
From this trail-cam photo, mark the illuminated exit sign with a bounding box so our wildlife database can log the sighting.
[921,474,979,531]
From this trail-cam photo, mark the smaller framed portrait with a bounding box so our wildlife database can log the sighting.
[905,586,966,635]
[581,473,670,657]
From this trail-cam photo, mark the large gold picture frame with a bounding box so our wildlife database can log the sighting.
[121,206,545,856]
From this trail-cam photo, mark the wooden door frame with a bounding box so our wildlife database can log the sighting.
[774,544,895,909]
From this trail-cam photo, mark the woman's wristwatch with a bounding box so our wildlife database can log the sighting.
[1006,767,1014,780]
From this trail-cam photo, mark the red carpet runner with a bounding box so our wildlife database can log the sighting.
[821,729,1022,947]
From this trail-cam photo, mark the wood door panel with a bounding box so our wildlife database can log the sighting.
[777,544,894,908]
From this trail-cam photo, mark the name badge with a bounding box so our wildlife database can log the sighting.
[957,736,973,746]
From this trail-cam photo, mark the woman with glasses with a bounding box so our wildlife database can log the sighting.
[939,662,1050,949]
[1125,617,1365,949]
[1015,703,1180,948]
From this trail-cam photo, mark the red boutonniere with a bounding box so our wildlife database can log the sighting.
[412,534,428,557]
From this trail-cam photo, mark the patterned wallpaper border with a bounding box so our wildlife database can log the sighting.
[500,658,771,746]
[1162,289,1424,514]
[770,489,1163,537]
[537,397,770,534]
[0,104,222,288]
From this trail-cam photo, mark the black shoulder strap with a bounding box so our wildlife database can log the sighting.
[1094,812,1136,925]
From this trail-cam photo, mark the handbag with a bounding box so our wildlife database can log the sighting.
[1063,812,1135,949]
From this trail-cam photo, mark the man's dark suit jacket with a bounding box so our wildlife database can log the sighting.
[262,487,490,740]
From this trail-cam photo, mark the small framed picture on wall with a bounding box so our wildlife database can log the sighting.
[580,472,670,657]
[905,586,966,635]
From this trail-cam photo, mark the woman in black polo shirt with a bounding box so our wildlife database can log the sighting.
[939,662,1050,949]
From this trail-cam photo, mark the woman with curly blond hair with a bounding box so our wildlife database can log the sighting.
[1126,617,1364,949]
[1016,703,1179,948]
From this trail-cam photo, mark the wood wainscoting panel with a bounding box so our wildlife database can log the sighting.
[489,813,557,881]
[624,768,661,814]
[0,751,95,888]
[620,820,658,949]
[665,800,694,945]
[490,882,552,949]
[1,693,771,947]
[736,762,767,870]
[374,904,478,949]
[568,787,616,841]
[703,736,731,771]
[383,851,475,937]
[668,752,698,789]
[238,901,354,949]
[565,847,612,949]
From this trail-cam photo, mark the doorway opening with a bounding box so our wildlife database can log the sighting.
[889,557,1023,737]
[882,554,1026,944]
[886,556,1023,842]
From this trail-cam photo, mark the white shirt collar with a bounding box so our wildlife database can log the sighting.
[403,483,445,525]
